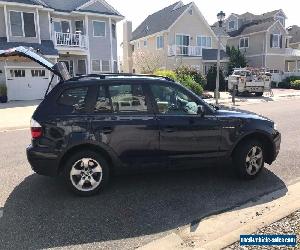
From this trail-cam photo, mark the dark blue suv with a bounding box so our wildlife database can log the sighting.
[1,47,281,196]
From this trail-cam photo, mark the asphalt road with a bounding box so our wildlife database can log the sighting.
[0,99,299,250]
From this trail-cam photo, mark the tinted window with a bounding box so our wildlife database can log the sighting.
[94,86,112,113]
[150,84,198,115]
[10,11,23,36]
[108,84,148,113]
[58,87,88,112]
[23,12,36,37]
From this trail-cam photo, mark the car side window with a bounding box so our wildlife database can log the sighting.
[108,84,148,113]
[94,85,112,113]
[150,84,198,115]
[58,87,88,112]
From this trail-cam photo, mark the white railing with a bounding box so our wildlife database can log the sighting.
[285,48,300,57]
[168,45,202,57]
[54,32,88,49]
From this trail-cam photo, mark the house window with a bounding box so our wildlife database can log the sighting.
[144,39,147,47]
[240,37,249,48]
[276,16,285,26]
[92,60,101,72]
[176,34,189,55]
[188,9,193,15]
[10,11,36,37]
[228,20,236,30]
[197,36,212,48]
[93,21,106,37]
[9,69,25,78]
[77,60,86,75]
[271,34,282,48]
[53,20,71,33]
[111,23,116,38]
[31,70,46,77]
[156,35,164,49]
[75,20,84,34]
[102,60,110,72]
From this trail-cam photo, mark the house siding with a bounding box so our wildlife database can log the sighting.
[0,7,6,38]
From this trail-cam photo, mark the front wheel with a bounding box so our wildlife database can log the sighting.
[233,140,265,179]
[64,150,110,196]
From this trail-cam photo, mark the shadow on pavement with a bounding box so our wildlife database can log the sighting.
[0,166,287,249]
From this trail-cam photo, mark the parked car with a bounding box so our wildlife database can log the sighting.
[1,47,282,196]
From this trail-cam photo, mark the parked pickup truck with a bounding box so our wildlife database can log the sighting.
[228,68,272,96]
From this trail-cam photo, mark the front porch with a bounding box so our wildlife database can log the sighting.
[285,48,300,72]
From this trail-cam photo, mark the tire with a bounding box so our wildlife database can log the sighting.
[255,92,264,97]
[233,140,265,180]
[64,150,110,196]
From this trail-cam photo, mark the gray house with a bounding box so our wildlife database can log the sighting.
[212,10,300,73]
[0,0,123,101]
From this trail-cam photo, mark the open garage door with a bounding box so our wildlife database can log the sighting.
[6,67,50,101]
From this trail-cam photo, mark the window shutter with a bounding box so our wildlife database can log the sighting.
[280,35,283,48]
[270,34,273,48]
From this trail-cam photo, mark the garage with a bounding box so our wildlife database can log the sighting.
[5,67,50,101]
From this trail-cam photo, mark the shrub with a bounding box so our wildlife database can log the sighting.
[0,84,7,96]
[285,76,300,83]
[175,66,206,88]
[153,69,177,81]
[291,80,300,90]
[271,81,278,88]
[278,81,291,89]
[205,66,226,91]
[177,75,203,96]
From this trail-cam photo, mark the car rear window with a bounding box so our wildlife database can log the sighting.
[58,87,88,112]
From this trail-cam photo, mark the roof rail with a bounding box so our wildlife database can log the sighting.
[69,73,175,82]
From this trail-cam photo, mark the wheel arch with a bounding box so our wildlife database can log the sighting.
[58,143,117,175]
[231,131,275,164]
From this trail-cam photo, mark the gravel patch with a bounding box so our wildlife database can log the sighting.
[224,210,300,250]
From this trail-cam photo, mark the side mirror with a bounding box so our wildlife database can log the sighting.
[197,105,205,116]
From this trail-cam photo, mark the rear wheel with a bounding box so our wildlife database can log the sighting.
[233,140,265,179]
[255,92,264,97]
[64,150,110,196]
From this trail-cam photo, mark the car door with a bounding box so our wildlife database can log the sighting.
[90,81,161,169]
[149,82,221,167]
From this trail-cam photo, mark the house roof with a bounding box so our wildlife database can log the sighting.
[0,38,58,56]
[288,25,300,44]
[1,0,123,16]
[228,20,276,37]
[131,1,192,41]
[202,49,228,61]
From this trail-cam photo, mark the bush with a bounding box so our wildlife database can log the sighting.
[0,84,7,96]
[153,69,177,81]
[205,66,226,91]
[278,82,291,89]
[291,80,300,90]
[271,81,278,88]
[175,66,206,88]
[285,76,300,83]
[177,75,203,96]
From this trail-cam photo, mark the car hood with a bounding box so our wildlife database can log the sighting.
[0,46,70,81]
[216,105,272,122]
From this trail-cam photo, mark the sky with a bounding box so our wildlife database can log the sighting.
[108,0,299,59]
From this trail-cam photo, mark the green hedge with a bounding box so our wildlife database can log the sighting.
[291,80,300,90]
[0,84,7,96]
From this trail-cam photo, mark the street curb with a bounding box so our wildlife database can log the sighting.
[0,126,29,133]
[137,182,300,250]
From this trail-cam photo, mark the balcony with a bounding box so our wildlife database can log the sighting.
[285,48,300,57]
[168,45,202,57]
[54,32,88,49]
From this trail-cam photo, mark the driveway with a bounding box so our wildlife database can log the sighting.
[0,99,299,249]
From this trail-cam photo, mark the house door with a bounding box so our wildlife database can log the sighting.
[59,60,74,76]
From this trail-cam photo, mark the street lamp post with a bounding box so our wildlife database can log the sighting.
[215,11,226,105]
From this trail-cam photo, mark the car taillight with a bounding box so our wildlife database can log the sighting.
[30,118,42,139]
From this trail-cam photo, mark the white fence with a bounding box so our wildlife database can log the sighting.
[54,32,88,49]
[271,72,300,83]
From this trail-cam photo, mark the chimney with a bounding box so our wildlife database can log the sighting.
[123,21,133,73]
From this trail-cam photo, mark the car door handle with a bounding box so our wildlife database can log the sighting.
[164,126,175,133]
[102,127,113,134]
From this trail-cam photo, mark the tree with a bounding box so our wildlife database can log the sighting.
[206,66,226,91]
[226,46,247,75]
[133,51,164,74]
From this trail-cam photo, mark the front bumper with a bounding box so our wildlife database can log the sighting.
[26,145,60,177]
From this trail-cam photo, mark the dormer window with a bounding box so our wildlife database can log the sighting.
[276,16,285,26]
[188,8,193,15]
[228,20,237,30]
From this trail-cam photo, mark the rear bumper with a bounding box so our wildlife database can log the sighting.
[26,145,60,177]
